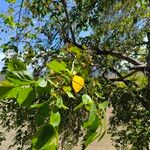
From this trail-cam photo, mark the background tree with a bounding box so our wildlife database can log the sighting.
[0,0,150,150]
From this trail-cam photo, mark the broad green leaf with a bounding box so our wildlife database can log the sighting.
[7,59,26,71]
[98,101,108,110]
[47,60,66,73]
[82,94,93,110]
[88,115,100,132]
[17,87,36,106]
[0,86,14,100]
[82,94,93,105]
[6,71,34,85]
[68,46,81,59]
[74,94,93,111]
[32,124,57,150]
[34,103,49,126]
[6,87,19,99]
[84,132,98,148]
[37,78,47,87]
[50,111,61,127]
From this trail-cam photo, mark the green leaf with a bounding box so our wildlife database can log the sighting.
[66,91,75,99]
[83,104,97,128]
[74,94,93,111]
[6,0,16,3]
[0,86,14,100]
[2,43,18,53]
[17,87,36,106]
[82,94,93,110]
[98,101,108,110]
[7,59,26,71]
[84,132,98,148]
[37,78,47,87]
[130,145,138,150]
[88,115,100,132]
[6,87,19,99]
[68,46,81,59]
[82,94,93,105]
[63,86,75,99]
[30,103,46,109]
[73,103,84,111]
[4,16,15,28]
[32,124,57,150]
[50,111,61,127]
[41,143,57,150]
[6,71,34,85]
[47,60,66,73]
[56,96,68,110]
[35,105,50,126]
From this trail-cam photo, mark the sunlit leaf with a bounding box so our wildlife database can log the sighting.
[6,71,34,85]
[50,111,61,127]
[4,16,15,28]
[37,78,47,87]
[47,60,66,73]
[7,59,26,71]
[98,101,108,110]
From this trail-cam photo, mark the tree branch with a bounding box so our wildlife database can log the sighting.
[96,48,143,66]
[109,69,138,86]
[129,64,146,71]
[133,41,148,46]
[16,0,24,37]
[61,0,76,43]
[109,70,138,81]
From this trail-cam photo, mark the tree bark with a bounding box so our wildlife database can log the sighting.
[146,32,150,102]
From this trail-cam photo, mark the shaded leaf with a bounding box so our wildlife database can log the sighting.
[17,87,36,106]
[32,124,57,150]
[0,86,14,100]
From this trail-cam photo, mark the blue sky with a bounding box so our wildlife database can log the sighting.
[0,0,8,71]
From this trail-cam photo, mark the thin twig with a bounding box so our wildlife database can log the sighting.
[16,0,24,37]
